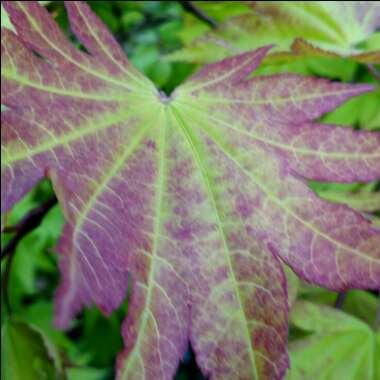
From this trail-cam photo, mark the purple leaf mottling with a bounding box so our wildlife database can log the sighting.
[1,2,380,380]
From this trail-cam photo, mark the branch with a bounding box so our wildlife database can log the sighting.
[1,195,58,313]
[367,64,380,83]
[334,291,347,309]
[181,1,218,28]
[1,195,58,260]
[2,249,16,313]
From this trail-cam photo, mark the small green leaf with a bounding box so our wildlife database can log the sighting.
[22,302,72,351]
[1,319,62,380]
[318,190,380,212]
[322,87,380,130]
[1,3,14,31]
[287,301,378,380]
[66,367,110,380]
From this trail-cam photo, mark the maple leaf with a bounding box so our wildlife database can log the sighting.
[168,1,380,64]
[1,2,380,380]
[286,301,379,380]
[318,189,380,213]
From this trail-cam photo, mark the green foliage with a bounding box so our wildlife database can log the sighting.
[286,301,379,380]
[1,319,64,380]
[88,0,195,93]
[168,2,380,64]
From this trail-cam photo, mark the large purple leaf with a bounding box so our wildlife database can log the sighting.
[1,2,380,380]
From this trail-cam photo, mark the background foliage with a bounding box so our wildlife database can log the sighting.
[1,2,379,380]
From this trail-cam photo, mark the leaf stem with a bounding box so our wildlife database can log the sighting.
[1,196,57,260]
[334,291,347,309]
[1,251,16,314]
[180,1,218,28]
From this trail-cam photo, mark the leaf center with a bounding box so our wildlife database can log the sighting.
[158,90,173,104]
